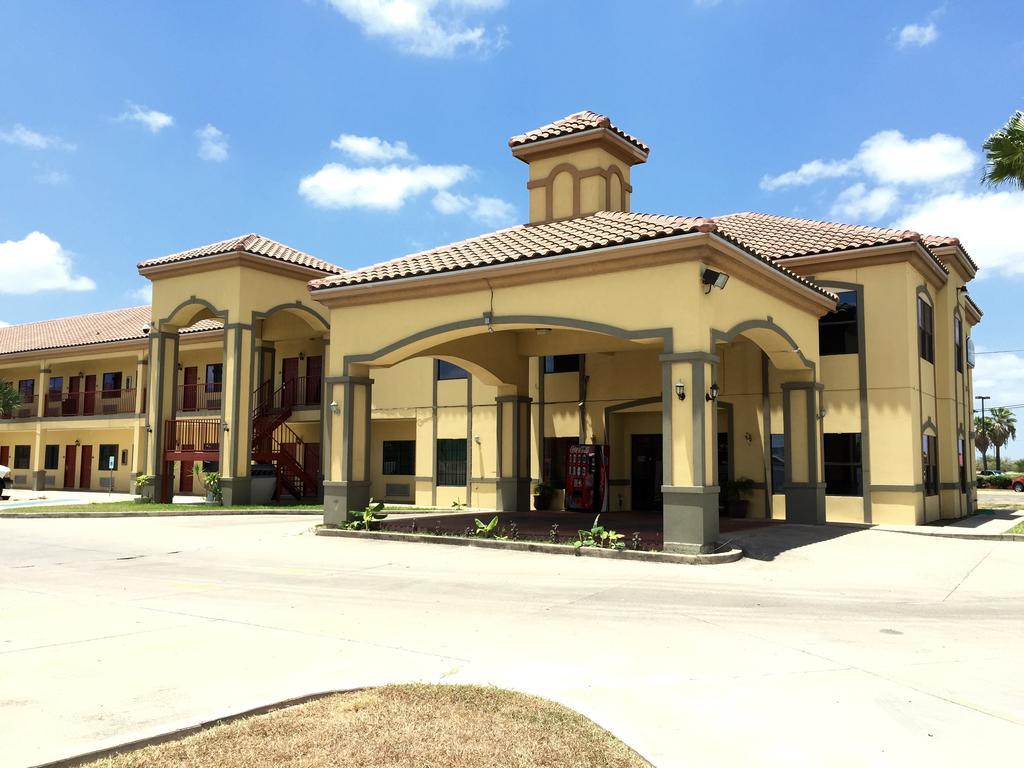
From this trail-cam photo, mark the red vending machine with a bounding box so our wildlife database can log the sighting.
[565,444,609,513]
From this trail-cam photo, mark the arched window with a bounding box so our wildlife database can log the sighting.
[953,314,964,373]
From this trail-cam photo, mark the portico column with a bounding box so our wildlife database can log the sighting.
[31,362,49,491]
[146,328,179,502]
[660,352,720,554]
[495,387,532,513]
[323,365,373,525]
[219,322,256,505]
[781,381,826,523]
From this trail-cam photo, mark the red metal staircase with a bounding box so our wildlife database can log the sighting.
[251,380,318,501]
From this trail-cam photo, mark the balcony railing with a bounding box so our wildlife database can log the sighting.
[164,418,221,454]
[43,389,137,418]
[257,376,322,413]
[0,396,37,420]
[177,383,223,412]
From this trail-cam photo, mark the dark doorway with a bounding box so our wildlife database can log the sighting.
[63,445,77,489]
[282,357,299,408]
[65,376,81,416]
[305,356,323,404]
[182,366,198,411]
[303,442,321,497]
[84,375,97,416]
[180,446,195,494]
[79,445,93,489]
[630,434,663,511]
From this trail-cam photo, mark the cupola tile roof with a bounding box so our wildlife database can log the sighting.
[137,233,344,275]
[508,110,650,156]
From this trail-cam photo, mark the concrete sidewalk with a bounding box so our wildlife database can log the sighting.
[2,516,1023,767]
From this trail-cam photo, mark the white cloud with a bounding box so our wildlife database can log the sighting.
[0,124,75,151]
[432,190,516,225]
[830,183,899,221]
[761,130,975,190]
[196,124,228,162]
[972,349,1024,422]
[898,22,938,48]
[331,134,414,163]
[326,0,507,57]
[0,320,10,327]
[0,232,96,294]
[896,190,1024,276]
[118,103,174,133]
[299,162,470,210]
[129,284,153,303]
[36,170,70,186]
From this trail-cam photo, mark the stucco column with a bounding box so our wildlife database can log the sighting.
[495,386,532,513]
[146,328,179,502]
[781,381,826,523]
[219,323,256,505]
[323,365,373,525]
[31,361,49,490]
[35,364,48,419]
[660,352,720,554]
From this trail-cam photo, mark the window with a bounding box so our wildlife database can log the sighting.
[544,354,580,374]
[102,372,123,397]
[770,434,786,492]
[543,436,577,488]
[922,435,938,496]
[823,433,863,496]
[13,445,30,469]
[48,376,63,395]
[206,363,223,392]
[918,298,934,363]
[436,439,467,487]
[44,445,59,470]
[436,360,468,380]
[382,440,415,475]
[819,291,859,356]
[18,379,34,401]
[953,315,964,373]
[958,436,966,494]
[98,444,118,471]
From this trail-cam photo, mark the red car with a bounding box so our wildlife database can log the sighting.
[1012,476,1024,493]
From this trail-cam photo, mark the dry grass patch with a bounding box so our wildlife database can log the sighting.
[83,684,650,768]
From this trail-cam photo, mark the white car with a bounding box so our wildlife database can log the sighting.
[0,464,10,498]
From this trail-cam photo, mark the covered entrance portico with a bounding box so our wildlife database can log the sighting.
[312,227,836,553]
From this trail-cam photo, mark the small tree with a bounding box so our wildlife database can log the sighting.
[0,380,20,419]
[982,111,1024,190]
[989,407,1018,472]
[974,415,993,470]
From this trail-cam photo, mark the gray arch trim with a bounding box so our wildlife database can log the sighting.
[342,315,674,367]
[710,318,815,374]
[813,279,871,523]
[158,295,228,327]
[251,301,330,330]
[922,417,938,434]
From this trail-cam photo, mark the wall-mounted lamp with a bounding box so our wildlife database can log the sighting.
[74,439,81,447]
[744,432,753,446]
[222,422,230,433]
[298,352,305,361]
[329,400,340,414]
[818,408,827,420]
[474,435,482,445]
[177,363,183,371]
[706,382,720,402]
[146,426,153,434]
[483,311,494,334]
[78,371,84,377]
[674,380,686,401]
[701,267,730,294]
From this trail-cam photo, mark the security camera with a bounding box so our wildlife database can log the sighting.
[141,326,150,335]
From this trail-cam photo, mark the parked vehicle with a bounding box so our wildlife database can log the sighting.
[978,469,1002,477]
[1011,476,1024,493]
[0,464,10,499]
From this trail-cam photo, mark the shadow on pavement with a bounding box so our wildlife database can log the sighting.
[720,523,863,562]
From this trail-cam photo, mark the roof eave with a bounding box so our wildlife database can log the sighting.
[509,127,649,165]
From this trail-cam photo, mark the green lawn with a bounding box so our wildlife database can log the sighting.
[1008,521,1024,535]
[0,501,322,515]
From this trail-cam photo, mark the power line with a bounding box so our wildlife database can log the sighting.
[974,349,1024,355]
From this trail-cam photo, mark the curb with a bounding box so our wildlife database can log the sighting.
[315,527,743,565]
[0,509,322,519]
[818,520,1024,542]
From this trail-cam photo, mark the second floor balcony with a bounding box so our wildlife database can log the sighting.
[42,388,139,418]
[0,396,38,421]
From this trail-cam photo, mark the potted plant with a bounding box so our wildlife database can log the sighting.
[533,481,555,511]
[193,466,223,504]
[724,477,755,518]
[134,474,155,503]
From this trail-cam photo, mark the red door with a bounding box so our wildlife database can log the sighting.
[63,445,77,489]
[303,442,321,497]
[83,375,97,416]
[0,446,9,467]
[305,356,323,405]
[65,377,81,416]
[282,358,299,408]
[182,366,198,411]
[180,445,195,494]
[79,445,93,489]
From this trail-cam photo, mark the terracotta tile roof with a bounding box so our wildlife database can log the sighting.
[138,233,344,275]
[0,306,221,357]
[309,210,836,300]
[921,233,980,271]
[508,111,650,156]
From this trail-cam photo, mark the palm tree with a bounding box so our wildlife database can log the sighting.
[0,380,20,419]
[989,407,1018,472]
[982,111,1024,189]
[974,415,993,470]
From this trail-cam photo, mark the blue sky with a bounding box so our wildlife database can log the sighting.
[2,0,1023,415]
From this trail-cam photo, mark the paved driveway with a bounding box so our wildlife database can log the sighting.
[2,517,1023,768]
